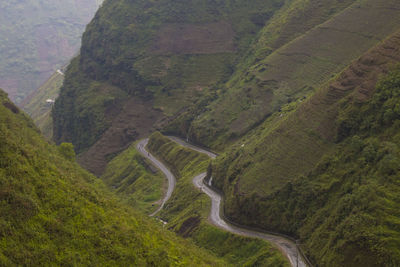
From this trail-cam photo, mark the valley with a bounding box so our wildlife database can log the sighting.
[3,0,400,266]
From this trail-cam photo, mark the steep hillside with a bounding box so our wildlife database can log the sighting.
[21,70,64,139]
[211,32,400,266]
[0,0,101,103]
[0,89,223,266]
[145,133,289,266]
[101,133,289,266]
[102,141,165,214]
[184,0,400,147]
[52,0,289,175]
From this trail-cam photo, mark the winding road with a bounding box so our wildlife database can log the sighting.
[136,139,176,217]
[137,136,307,267]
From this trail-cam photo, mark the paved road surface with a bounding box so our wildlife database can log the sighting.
[136,139,176,217]
[137,136,307,266]
[168,137,307,267]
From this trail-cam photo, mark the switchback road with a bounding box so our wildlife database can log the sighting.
[137,136,308,267]
[136,139,176,217]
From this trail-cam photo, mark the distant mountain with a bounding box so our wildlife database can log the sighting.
[0,0,102,104]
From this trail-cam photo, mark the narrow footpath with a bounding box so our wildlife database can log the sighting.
[137,136,307,267]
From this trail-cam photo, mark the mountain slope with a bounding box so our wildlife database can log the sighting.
[0,0,101,103]
[211,31,400,266]
[185,0,400,147]
[21,70,64,139]
[0,89,223,266]
[52,0,290,175]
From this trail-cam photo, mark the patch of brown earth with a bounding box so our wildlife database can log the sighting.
[151,21,236,55]
[176,216,201,238]
[78,96,165,176]
[312,30,400,141]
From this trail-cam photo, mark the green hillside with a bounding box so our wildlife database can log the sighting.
[183,0,400,147]
[0,89,223,266]
[103,132,289,266]
[21,70,64,139]
[102,141,165,214]
[0,0,101,104]
[52,0,289,174]
[211,33,400,266]
[45,0,400,266]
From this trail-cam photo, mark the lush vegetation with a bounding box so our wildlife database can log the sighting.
[0,89,225,266]
[0,0,101,103]
[212,67,400,266]
[44,0,400,265]
[144,132,289,266]
[101,141,164,214]
[182,0,400,148]
[53,0,288,153]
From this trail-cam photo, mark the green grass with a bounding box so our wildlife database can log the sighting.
[101,141,165,214]
[211,65,400,266]
[183,0,400,148]
[22,71,64,139]
[145,132,289,267]
[53,0,288,152]
[0,89,225,266]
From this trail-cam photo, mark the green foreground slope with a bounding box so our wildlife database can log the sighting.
[0,89,222,266]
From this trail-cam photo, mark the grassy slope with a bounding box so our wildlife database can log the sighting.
[166,0,356,144]
[212,34,400,266]
[101,141,165,214]
[53,0,287,156]
[22,71,64,139]
[184,0,400,147]
[0,89,223,266]
[0,0,101,103]
[144,132,289,267]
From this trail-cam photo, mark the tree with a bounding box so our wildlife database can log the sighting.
[58,142,76,161]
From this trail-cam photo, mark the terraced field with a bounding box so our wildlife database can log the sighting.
[190,0,400,144]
